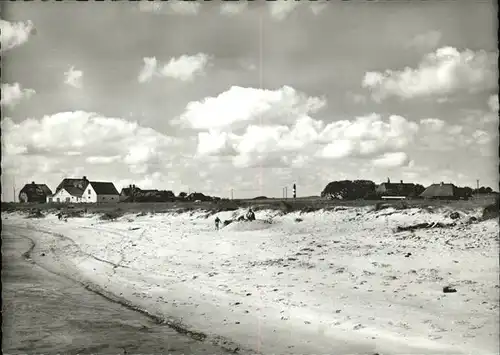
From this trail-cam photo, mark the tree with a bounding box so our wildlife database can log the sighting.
[178,192,187,198]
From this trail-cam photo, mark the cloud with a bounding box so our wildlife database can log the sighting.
[1,111,178,176]
[0,83,35,108]
[176,85,326,130]
[138,1,201,15]
[406,30,442,51]
[0,19,35,52]
[268,1,301,21]
[420,118,446,132]
[183,85,420,169]
[488,94,499,112]
[64,66,83,88]
[268,1,327,21]
[86,155,121,164]
[159,53,211,81]
[220,2,248,16]
[362,46,498,101]
[372,152,410,168]
[309,2,328,16]
[139,54,211,83]
[316,114,419,158]
[138,57,158,83]
[169,1,201,15]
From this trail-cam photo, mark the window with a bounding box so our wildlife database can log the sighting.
[88,189,91,195]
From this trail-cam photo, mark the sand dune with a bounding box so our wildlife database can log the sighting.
[3,206,498,355]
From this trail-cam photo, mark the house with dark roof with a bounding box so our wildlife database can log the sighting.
[119,185,175,202]
[420,182,461,200]
[19,182,53,203]
[48,176,119,203]
[375,179,424,198]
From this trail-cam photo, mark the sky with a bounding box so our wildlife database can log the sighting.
[1,0,498,201]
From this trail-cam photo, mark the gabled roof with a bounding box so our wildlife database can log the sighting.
[56,178,89,194]
[63,186,86,197]
[420,183,457,197]
[20,183,52,197]
[89,181,119,195]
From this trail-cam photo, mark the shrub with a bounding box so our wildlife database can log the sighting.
[373,202,391,212]
[482,196,499,220]
[100,209,124,221]
[300,206,320,214]
[279,200,293,214]
[27,209,44,219]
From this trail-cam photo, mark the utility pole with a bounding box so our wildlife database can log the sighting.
[284,186,288,199]
[13,177,16,203]
[293,183,296,199]
[231,188,234,200]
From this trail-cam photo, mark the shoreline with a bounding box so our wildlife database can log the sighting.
[8,224,247,354]
[3,206,498,355]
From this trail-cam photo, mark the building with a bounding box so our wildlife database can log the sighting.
[375,179,422,198]
[47,176,119,203]
[18,182,52,203]
[420,182,460,200]
[119,185,175,202]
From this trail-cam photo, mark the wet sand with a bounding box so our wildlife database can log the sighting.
[1,228,231,355]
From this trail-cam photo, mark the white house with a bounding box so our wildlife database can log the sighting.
[47,177,119,203]
[83,181,120,203]
[48,187,85,203]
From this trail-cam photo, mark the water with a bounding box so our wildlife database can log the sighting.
[2,229,231,355]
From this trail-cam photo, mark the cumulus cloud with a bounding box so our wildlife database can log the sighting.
[139,54,211,83]
[488,94,499,112]
[268,1,301,21]
[0,19,35,52]
[176,85,326,130]
[406,30,442,51]
[268,1,326,21]
[420,118,446,132]
[169,1,201,15]
[191,101,419,169]
[362,46,498,101]
[64,66,83,88]
[86,155,121,164]
[316,114,419,159]
[184,85,420,169]
[159,53,211,81]
[309,2,328,16]
[138,1,201,15]
[220,2,248,16]
[372,152,410,168]
[138,57,158,83]
[1,111,177,176]
[0,83,35,108]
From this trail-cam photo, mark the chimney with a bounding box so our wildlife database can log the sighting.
[387,177,390,183]
[83,176,87,181]
[400,180,403,184]
[31,181,35,185]
[440,181,444,186]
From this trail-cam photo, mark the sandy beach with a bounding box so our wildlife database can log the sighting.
[3,205,498,355]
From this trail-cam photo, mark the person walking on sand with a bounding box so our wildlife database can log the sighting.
[246,207,255,221]
[215,216,221,230]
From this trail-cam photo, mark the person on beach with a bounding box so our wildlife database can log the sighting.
[215,216,221,230]
[246,207,255,221]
